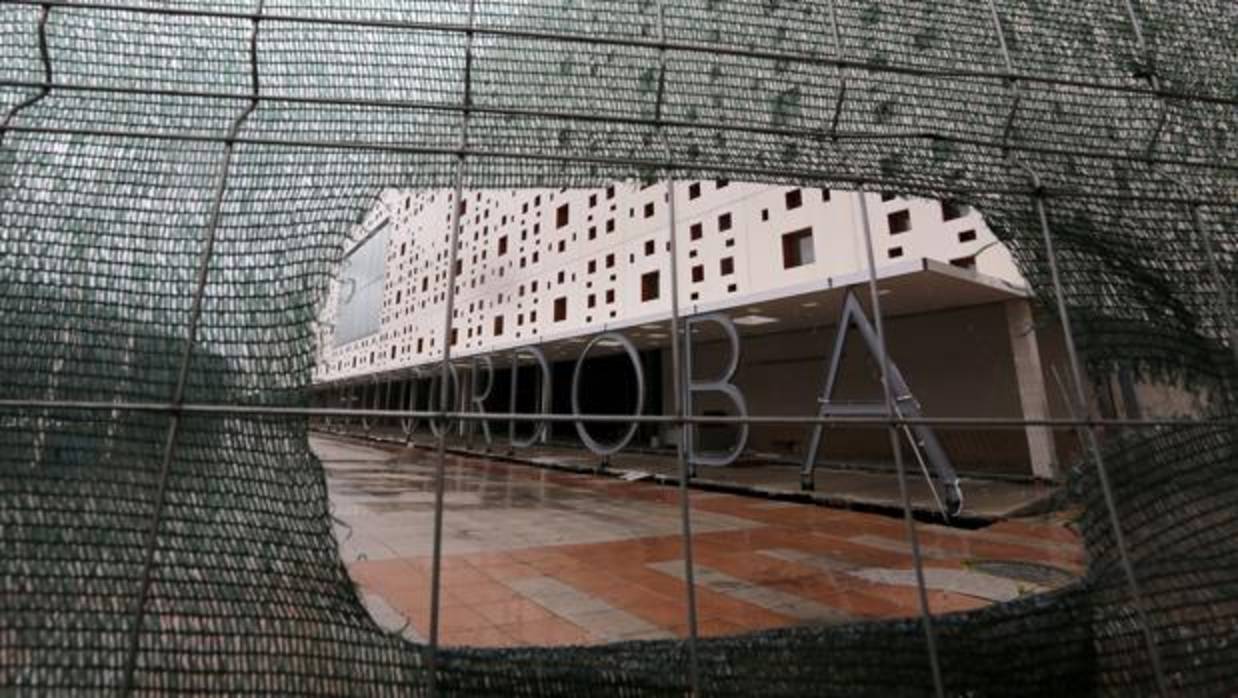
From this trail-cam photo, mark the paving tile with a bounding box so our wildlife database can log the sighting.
[319,434,1083,646]
[649,560,854,624]
[437,604,496,633]
[443,580,524,606]
[439,626,518,648]
[847,534,958,561]
[568,609,668,641]
[478,561,543,581]
[501,617,591,645]
[349,558,431,591]
[760,547,862,573]
[625,599,694,629]
[846,567,1042,602]
[473,598,557,626]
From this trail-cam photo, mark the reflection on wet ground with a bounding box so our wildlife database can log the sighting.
[326,425,1060,521]
[318,434,1084,648]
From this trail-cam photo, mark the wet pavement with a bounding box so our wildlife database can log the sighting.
[325,425,1061,522]
[318,434,1084,649]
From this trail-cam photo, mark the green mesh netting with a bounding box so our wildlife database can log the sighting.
[1,1,1235,695]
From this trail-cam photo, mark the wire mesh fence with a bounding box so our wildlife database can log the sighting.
[1,0,1234,695]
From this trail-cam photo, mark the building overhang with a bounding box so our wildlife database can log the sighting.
[315,258,1029,387]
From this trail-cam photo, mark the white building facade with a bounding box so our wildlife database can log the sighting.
[314,182,1066,481]
[317,182,1026,377]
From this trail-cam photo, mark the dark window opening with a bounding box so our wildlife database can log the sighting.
[688,182,701,200]
[941,199,969,221]
[781,227,815,269]
[785,189,803,210]
[718,213,732,232]
[720,257,734,276]
[641,271,660,301]
[888,209,912,234]
[553,297,567,322]
[690,222,703,240]
[888,246,904,259]
[691,265,704,283]
[958,229,977,243]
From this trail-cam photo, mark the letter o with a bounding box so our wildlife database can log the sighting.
[571,332,645,456]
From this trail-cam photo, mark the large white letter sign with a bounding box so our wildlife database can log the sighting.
[400,368,423,441]
[427,363,460,438]
[684,313,749,470]
[508,346,551,450]
[571,332,645,456]
[801,291,962,517]
[468,356,495,446]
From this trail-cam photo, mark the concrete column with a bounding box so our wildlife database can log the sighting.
[1005,299,1058,481]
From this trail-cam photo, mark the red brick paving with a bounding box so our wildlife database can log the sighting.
[327,437,1083,648]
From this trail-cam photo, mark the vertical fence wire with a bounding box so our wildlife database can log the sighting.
[426,1,476,693]
[853,192,947,698]
[1026,178,1170,696]
[666,177,702,695]
[1112,0,1237,371]
[1,3,54,484]
[1186,205,1238,368]
[120,1,266,693]
[653,5,701,690]
[0,4,50,145]
[825,3,945,694]
[984,2,1170,693]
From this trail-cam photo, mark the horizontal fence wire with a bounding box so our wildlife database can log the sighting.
[0,80,1229,173]
[3,123,1227,205]
[3,0,1235,105]
[0,399,1232,428]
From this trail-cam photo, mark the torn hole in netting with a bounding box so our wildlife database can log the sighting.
[0,1,1234,696]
